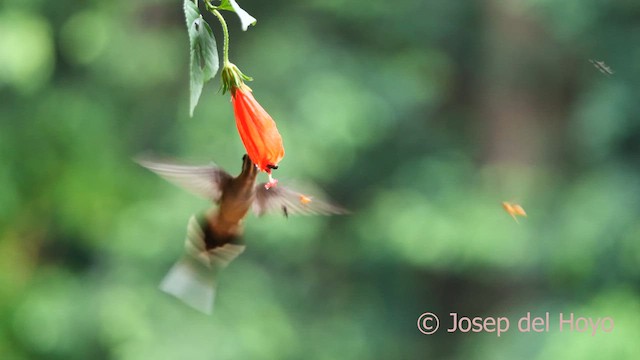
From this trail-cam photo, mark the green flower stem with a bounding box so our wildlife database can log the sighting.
[208,5,230,66]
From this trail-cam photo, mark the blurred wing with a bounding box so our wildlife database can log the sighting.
[253,183,348,216]
[136,158,231,202]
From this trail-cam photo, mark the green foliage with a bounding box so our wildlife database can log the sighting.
[185,0,219,117]
[2,0,640,359]
[0,10,53,93]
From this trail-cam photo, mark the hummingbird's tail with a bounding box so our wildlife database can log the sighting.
[160,215,245,314]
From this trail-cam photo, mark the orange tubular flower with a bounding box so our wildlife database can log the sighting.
[232,84,285,175]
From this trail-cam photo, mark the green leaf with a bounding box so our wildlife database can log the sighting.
[184,0,219,117]
[219,0,257,31]
[183,0,199,37]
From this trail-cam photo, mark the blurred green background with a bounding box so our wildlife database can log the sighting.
[2,0,640,359]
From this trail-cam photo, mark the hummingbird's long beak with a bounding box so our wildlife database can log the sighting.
[240,154,258,178]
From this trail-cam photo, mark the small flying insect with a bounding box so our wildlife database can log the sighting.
[299,194,313,205]
[502,201,527,223]
[589,59,614,76]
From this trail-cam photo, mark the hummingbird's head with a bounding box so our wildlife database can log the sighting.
[241,154,279,189]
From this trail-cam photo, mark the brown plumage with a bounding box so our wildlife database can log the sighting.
[136,154,346,313]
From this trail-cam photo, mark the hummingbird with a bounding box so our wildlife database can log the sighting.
[137,154,346,314]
